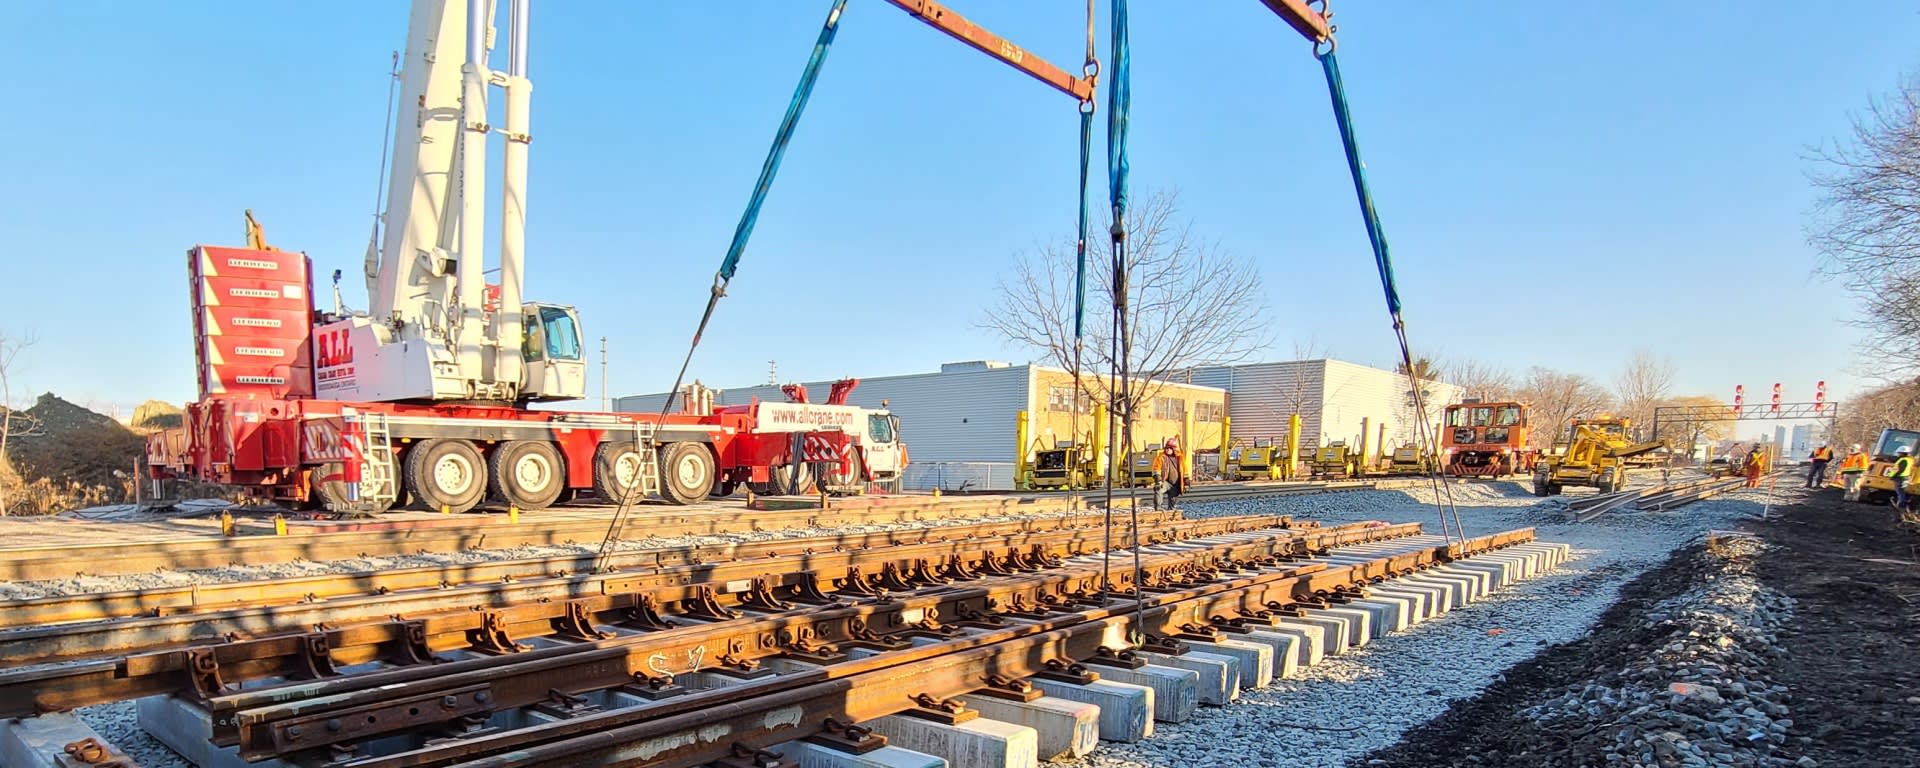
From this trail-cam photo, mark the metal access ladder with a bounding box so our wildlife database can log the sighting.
[358,412,399,508]
[630,423,662,501]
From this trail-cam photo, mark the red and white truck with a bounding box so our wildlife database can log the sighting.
[146,1,904,513]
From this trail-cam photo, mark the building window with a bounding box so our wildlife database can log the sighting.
[1153,396,1186,421]
[1047,386,1092,414]
[1194,401,1225,423]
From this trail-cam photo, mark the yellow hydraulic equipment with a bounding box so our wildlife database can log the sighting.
[1532,418,1665,496]
[1856,427,1920,503]
[1226,438,1288,481]
[1387,443,1434,475]
[1310,441,1359,479]
[1128,444,1160,487]
[1029,442,1097,490]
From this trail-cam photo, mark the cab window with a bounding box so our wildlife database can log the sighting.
[540,306,583,361]
[1470,407,1492,426]
[1495,406,1522,427]
[868,414,895,443]
[1445,408,1468,427]
[522,315,547,361]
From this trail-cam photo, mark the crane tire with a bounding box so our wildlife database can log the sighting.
[659,442,715,506]
[405,439,488,514]
[593,443,648,505]
[768,461,816,496]
[489,441,566,510]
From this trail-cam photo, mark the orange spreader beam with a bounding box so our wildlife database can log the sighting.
[883,0,1097,102]
[1257,0,1333,42]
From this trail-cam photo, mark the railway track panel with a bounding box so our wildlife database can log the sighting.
[231,527,1544,767]
[0,496,1104,583]
[138,520,1429,759]
[0,510,1191,629]
[0,515,1386,718]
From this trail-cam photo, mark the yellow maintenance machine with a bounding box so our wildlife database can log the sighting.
[1310,441,1361,479]
[1855,427,1920,504]
[1028,442,1098,490]
[1532,418,1665,496]
[1225,438,1289,481]
[1387,443,1435,475]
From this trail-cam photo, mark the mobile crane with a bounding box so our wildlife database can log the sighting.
[147,0,906,513]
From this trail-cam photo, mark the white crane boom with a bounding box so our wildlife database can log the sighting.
[323,0,583,404]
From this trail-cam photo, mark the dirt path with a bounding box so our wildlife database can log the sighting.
[1752,491,1920,766]
[1359,489,1920,767]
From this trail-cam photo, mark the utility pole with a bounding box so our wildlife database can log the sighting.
[599,336,609,411]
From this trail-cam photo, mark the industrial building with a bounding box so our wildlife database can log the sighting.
[616,362,1227,491]
[1180,359,1464,459]
[617,357,1459,491]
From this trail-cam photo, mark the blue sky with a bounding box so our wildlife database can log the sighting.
[1,1,1915,417]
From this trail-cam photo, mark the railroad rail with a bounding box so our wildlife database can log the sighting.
[0,515,1406,718]
[0,496,1094,582]
[1566,475,1753,522]
[220,526,1542,766]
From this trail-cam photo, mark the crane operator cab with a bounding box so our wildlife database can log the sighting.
[520,303,587,402]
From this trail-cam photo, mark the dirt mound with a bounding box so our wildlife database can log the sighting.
[1,393,144,515]
[130,400,183,431]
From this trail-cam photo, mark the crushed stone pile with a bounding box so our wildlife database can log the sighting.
[1519,532,1801,768]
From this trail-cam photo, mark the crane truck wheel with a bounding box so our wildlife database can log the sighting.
[405,439,488,514]
[658,442,715,506]
[592,443,648,504]
[312,454,396,515]
[768,462,816,496]
[489,441,566,510]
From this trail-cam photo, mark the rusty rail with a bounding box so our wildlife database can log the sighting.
[0,509,1187,628]
[0,495,1096,582]
[227,523,1477,761]
[0,511,1273,666]
[0,516,1400,719]
[297,528,1535,767]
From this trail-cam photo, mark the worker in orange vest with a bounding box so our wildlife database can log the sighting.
[1742,445,1767,488]
[1838,444,1869,500]
[1151,437,1185,510]
[1804,443,1834,488]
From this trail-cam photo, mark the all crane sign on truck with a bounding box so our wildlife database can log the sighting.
[146,0,906,513]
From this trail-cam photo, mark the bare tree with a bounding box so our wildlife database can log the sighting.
[1513,366,1614,450]
[1831,379,1920,451]
[1808,75,1920,375]
[1614,349,1677,437]
[0,331,42,517]
[979,190,1269,447]
[1449,357,1515,401]
[1394,356,1441,385]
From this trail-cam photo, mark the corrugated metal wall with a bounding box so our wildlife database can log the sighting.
[1190,360,1330,446]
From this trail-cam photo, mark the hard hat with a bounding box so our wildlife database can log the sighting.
[1164,437,1178,449]
[1900,446,1912,455]
[1852,444,1862,451]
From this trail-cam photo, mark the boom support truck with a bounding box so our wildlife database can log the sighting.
[146,0,905,513]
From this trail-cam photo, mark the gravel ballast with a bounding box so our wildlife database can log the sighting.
[1060,479,1785,768]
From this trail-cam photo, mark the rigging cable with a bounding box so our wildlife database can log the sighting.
[595,0,850,571]
[1105,0,1146,641]
[1313,33,1466,544]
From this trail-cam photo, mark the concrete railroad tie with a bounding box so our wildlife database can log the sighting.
[92,541,1570,768]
